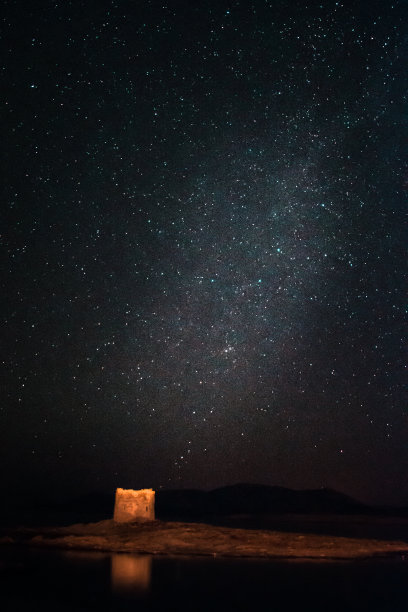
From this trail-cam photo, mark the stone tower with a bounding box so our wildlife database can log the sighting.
[113,488,155,523]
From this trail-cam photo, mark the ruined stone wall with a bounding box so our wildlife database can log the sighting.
[113,488,155,522]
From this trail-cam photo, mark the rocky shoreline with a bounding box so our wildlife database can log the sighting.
[2,519,408,561]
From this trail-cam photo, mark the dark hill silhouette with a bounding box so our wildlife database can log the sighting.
[6,483,407,527]
[156,483,368,518]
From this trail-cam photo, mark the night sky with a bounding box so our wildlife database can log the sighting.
[1,0,407,507]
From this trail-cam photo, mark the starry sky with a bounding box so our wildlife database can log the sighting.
[1,0,407,507]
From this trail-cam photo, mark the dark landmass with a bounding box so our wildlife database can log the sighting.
[2,484,408,560]
[2,518,408,561]
[3,483,407,528]
[157,484,369,519]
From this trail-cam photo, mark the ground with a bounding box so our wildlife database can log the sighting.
[2,517,408,560]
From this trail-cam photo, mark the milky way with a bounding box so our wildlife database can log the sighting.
[1,0,407,504]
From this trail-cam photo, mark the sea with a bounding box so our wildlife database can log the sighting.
[1,545,408,611]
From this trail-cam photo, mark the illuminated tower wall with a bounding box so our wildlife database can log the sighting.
[113,488,155,522]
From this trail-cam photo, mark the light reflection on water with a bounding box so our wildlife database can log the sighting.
[111,553,152,595]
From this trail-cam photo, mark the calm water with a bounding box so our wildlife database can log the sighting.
[1,546,408,611]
